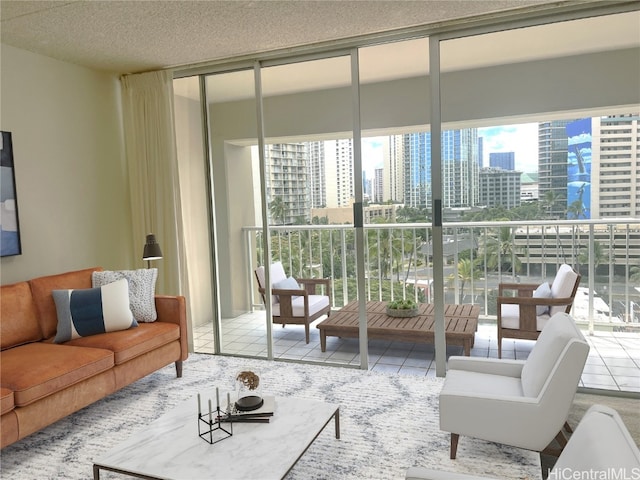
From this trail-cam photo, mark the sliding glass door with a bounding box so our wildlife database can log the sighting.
[259,53,365,365]
[175,7,639,393]
[204,68,269,357]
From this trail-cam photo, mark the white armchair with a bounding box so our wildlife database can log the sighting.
[439,312,589,459]
[407,404,640,479]
[254,262,331,344]
[497,263,581,358]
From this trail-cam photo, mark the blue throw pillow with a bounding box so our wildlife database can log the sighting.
[52,278,137,343]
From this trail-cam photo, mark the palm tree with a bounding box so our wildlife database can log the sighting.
[578,240,607,273]
[540,190,565,219]
[479,224,522,275]
[448,258,480,303]
[269,196,286,225]
[629,266,640,285]
[567,199,586,220]
[367,219,417,281]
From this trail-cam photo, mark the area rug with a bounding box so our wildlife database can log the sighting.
[1,354,540,479]
[570,391,640,443]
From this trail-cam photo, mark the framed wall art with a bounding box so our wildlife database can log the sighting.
[1,131,22,257]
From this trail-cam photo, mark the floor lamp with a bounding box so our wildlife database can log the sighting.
[142,234,163,269]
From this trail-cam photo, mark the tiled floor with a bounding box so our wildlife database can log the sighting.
[193,312,640,393]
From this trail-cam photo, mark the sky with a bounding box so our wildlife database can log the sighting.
[479,123,539,173]
[361,123,539,179]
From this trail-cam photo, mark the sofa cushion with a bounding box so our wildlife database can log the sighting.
[63,322,180,365]
[0,388,14,415]
[0,282,43,350]
[0,343,114,406]
[29,267,102,339]
[52,279,137,343]
[92,268,158,323]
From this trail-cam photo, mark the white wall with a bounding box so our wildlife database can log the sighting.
[0,44,132,284]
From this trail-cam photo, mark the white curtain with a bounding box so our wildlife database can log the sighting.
[121,70,188,297]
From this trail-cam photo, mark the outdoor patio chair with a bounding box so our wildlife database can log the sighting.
[497,263,581,358]
[407,404,640,479]
[438,312,589,459]
[254,262,331,344]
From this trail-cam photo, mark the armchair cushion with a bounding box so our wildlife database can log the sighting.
[442,369,523,398]
[500,304,550,331]
[532,282,552,315]
[272,294,329,317]
[254,262,287,305]
[520,312,585,397]
[549,263,580,316]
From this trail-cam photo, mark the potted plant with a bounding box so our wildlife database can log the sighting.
[386,299,419,317]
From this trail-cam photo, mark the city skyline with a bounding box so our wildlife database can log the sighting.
[362,122,539,179]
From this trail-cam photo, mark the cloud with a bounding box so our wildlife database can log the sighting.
[479,123,538,172]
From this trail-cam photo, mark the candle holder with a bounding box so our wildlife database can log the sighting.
[197,392,233,445]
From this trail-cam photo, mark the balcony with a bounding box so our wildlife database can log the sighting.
[195,219,640,393]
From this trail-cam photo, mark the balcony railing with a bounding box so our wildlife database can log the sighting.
[243,219,640,333]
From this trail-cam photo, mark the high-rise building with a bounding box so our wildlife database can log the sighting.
[403,132,431,208]
[264,143,310,224]
[591,113,640,218]
[538,119,575,219]
[442,128,480,208]
[324,138,354,208]
[392,129,480,209]
[489,151,515,170]
[383,135,404,203]
[373,168,383,204]
[479,167,522,208]
[306,141,326,208]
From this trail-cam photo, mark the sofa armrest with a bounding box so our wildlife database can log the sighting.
[155,295,188,361]
[447,356,525,377]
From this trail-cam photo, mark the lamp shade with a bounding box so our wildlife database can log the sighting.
[142,234,163,261]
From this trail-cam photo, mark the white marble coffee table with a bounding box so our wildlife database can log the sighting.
[93,392,340,480]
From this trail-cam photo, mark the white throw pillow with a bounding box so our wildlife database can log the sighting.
[533,282,552,315]
[273,276,301,291]
[273,276,302,301]
[92,269,158,322]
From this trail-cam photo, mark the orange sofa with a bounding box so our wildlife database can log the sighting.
[0,267,188,448]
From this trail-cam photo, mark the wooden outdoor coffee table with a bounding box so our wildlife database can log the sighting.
[317,300,480,355]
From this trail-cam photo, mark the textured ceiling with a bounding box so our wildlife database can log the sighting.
[0,0,566,74]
